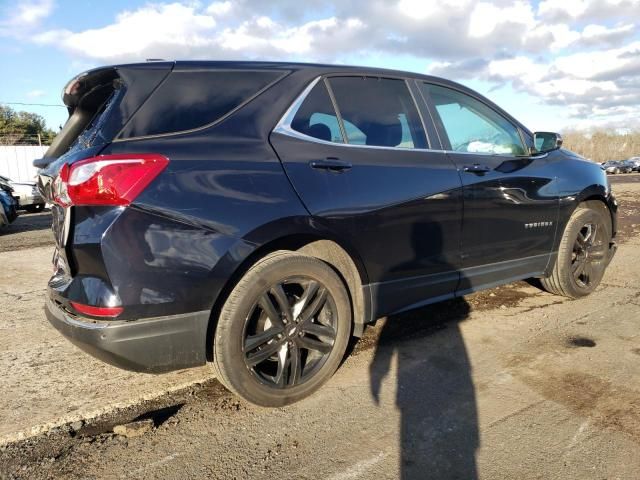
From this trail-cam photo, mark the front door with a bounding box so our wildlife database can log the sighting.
[271,75,463,317]
[419,82,559,292]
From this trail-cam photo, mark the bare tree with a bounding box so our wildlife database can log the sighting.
[562,130,640,163]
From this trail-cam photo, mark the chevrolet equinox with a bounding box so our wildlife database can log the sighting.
[37,61,617,406]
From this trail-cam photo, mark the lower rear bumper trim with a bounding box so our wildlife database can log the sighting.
[45,297,210,373]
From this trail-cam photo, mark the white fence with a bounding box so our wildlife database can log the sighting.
[0,146,48,182]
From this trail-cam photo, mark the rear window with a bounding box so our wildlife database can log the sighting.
[67,84,124,155]
[119,70,285,138]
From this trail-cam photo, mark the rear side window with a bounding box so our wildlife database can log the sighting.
[423,83,526,156]
[119,70,284,138]
[291,81,344,143]
[328,77,427,149]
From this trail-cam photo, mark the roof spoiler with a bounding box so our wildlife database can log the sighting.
[35,67,119,169]
[33,157,56,169]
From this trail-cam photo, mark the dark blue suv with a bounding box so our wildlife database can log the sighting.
[38,61,617,406]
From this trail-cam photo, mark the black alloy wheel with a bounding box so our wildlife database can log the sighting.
[571,222,607,288]
[213,251,351,406]
[243,277,337,388]
[541,201,612,298]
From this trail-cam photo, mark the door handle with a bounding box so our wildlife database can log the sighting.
[463,164,491,175]
[309,158,352,173]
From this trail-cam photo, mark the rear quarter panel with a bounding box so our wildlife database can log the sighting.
[98,72,319,317]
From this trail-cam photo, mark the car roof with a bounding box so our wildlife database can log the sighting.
[114,60,453,83]
[84,60,533,136]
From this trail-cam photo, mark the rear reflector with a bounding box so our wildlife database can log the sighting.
[53,153,169,207]
[70,302,123,318]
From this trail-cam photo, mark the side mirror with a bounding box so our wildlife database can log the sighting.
[533,131,563,153]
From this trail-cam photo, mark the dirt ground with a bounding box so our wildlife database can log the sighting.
[0,175,639,479]
[0,211,53,253]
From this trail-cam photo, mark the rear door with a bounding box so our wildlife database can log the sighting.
[270,75,463,316]
[418,82,559,292]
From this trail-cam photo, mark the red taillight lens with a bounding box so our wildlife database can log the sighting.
[53,154,169,207]
[70,302,123,318]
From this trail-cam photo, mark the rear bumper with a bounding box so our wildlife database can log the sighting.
[45,297,210,373]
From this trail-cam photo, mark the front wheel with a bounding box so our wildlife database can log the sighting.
[213,251,352,406]
[541,201,612,298]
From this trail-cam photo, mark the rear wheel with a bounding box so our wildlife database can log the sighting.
[541,201,611,298]
[213,251,351,406]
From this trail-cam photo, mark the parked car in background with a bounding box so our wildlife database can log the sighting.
[0,189,18,228]
[0,175,46,213]
[601,160,632,174]
[623,157,640,172]
[38,61,617,406]
[618,162,634,173]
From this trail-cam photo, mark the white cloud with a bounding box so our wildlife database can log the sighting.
[0,0,54,36]
[538,0,640,22]
[398,0,472,21]
[475,41,640,125]
[33,2,368,62]
[468,1,535,38]
[487,56,548,81]
[553,42,640,79]
[26,89,46,99]
[14,0,54,26]
[15,0,640,129]
[580,23,636,45]
[206,1,232,16]
[34,3,218,61]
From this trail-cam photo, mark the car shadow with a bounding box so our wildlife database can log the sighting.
[368,222,478,479]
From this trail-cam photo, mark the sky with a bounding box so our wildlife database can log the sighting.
[1,0,639,134]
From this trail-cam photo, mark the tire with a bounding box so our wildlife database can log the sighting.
[213,251,352,407]
[541,201,612,298]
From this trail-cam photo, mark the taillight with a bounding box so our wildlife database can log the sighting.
[70,301,123,318]
[53,154,169,207]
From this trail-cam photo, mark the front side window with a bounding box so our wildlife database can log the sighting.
[291,81,344,143]
[328,77,427,149]
[423,84,526,156]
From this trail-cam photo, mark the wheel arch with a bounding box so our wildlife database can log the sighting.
[550,181,616,274]
[575,186,617,239]
[205,225,372,361]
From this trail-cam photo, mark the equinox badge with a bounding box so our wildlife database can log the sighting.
[525,221,554,229]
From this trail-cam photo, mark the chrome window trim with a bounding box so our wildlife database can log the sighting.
[273,76,438,153]
[272,76,547,159]
[273,76,323,136]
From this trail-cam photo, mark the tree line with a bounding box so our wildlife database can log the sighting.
[0,105,58,146]
[562,130,640,163]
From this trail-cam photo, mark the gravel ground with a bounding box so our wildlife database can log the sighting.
[0,211,54,253]
[0,175,638,479]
